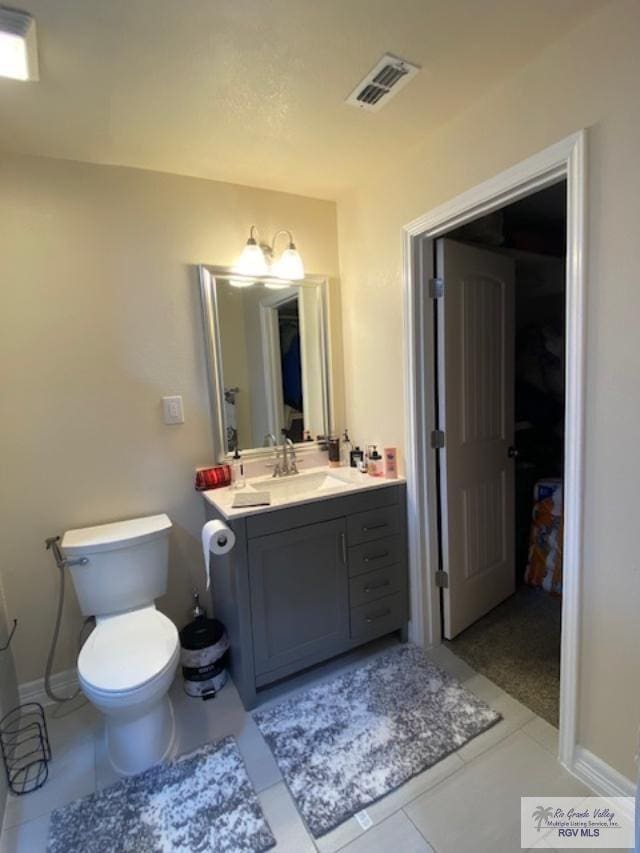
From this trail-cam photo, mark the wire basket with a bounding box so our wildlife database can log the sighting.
[0,703,51,795]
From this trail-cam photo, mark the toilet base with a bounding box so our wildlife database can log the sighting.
[105,694,176,777]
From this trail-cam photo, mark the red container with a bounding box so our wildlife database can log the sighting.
[194,465,232,491]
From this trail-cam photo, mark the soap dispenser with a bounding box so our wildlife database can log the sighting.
[231,448,246,489]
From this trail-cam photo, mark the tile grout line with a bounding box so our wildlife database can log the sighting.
[402,805,440,853]
[518,726,559,757]
[329,756,467,853]
[256,776,320,852]
[456,709,537,765]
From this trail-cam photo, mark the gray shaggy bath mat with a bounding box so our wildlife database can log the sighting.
[254,644,501,837]
[47,737,275,853]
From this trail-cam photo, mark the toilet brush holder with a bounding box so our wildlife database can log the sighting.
[0,702,51,795]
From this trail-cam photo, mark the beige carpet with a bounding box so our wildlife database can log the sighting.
[445,586,561,725]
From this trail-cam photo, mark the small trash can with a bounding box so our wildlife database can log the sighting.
[179,595,229,700]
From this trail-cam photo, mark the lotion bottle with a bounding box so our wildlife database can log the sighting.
[367,446,383,477]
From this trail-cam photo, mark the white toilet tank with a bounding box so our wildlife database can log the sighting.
[61,514,172,617]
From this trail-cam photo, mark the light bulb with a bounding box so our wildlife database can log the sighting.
[264,281,291,290]
[272,244,304,281]
[234,229,269,277]
[228,277,255,288]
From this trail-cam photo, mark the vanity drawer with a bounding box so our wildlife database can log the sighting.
[350,592,405,640]
[347,505,401,547]
[347,534,403,577]
[349,564,404,608]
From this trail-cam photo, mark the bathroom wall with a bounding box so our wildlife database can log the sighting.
[337,0,640,782]
[0,155,341,685]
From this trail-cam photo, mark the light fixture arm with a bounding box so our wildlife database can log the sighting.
[270,229,296,253]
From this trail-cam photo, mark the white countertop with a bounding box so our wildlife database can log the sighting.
[203,465,405,520]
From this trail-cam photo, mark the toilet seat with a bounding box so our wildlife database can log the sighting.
[78,607,179,693]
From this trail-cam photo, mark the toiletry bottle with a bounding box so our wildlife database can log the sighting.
[328,436,341,468]
[350,445,364,469]
[367,446,383,477]
[341,430,352,467]
[383,447,398,479]
[231,448,246,489]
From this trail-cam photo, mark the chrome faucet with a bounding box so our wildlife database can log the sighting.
[280,436,298,477]
[265,433,299,477]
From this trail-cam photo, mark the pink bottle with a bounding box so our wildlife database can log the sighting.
[383,447,398,479]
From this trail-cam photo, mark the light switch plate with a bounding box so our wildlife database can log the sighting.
[162,395,184,425]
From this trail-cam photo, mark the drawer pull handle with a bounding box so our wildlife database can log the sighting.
[365,608,391,623]
[364,580,391,593]
[362,522,388,532]
[340,532,347,565]
[364,550,389,563]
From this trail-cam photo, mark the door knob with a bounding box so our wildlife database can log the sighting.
[508,446,519,459]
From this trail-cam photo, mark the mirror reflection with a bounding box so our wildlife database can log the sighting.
[216,277,328,453]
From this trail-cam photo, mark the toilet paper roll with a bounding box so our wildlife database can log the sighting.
[201,519,236,590]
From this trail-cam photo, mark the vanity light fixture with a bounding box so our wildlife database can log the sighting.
[0,7,38,81]
[234,226,305,281]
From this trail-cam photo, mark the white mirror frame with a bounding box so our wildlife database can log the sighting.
[198,265,333,462]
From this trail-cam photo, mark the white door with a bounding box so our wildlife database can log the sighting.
[436,238,516,639]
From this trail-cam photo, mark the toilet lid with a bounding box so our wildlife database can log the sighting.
[78,609,179,693]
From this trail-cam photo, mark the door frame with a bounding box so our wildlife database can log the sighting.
[402,131,586,771]
[259,289,298,438]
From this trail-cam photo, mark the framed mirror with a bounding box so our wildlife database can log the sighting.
[199,266,332,460]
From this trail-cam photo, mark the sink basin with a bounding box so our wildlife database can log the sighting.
[246,470,349,500]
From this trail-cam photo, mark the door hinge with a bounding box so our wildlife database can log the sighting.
[430,429,445,449]
[435,570,449,588]
[428,277,444,299]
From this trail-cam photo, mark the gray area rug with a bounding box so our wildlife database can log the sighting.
[254,644,501,837]
[445,585,561,725]
[47,737,275,853]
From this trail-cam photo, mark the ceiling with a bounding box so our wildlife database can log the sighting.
[0,0,604,200]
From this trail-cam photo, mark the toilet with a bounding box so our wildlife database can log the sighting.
[61,513,180,777]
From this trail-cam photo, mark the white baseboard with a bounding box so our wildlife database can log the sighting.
[19,668,79,706]
[571,745,636,820]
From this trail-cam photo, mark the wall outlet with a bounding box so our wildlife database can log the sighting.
[162,395,184,425]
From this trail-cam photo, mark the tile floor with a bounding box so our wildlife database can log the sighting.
[0,643,591,853]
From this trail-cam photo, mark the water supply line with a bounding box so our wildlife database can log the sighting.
[44,536,94,704]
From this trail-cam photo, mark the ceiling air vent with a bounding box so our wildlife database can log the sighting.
[346,53,420,112]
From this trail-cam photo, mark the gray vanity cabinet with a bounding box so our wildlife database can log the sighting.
[249,518,349,676]
[205,482,408,709]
